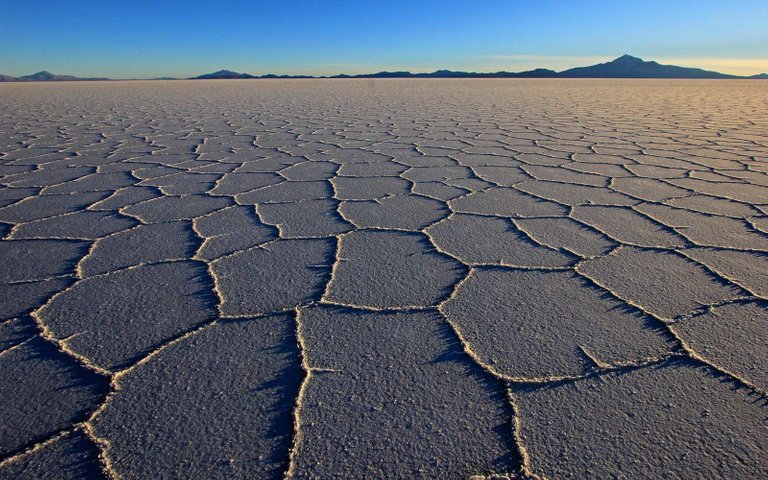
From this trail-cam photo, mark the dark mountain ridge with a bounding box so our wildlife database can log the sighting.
[0,70,110,82]
[190,70,257,79]
[2,56,765,81]
[558,54,738,79]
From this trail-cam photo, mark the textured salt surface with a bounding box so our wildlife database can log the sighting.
[0,79,766,479]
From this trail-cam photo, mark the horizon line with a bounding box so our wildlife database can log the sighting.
[3,54,768,81]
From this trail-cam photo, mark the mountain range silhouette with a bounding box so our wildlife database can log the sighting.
[2,55,765,81]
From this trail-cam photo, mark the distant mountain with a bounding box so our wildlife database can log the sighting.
[510,68,559,78]
[331,68,558,79]
[13,71,109,81]
[353,71,421,78]
[288,56,742,79]
[3,56,762,82]
[191,70,257,79]
[17,71,75,81]
[260,73,313,79]
[559,54,738,79]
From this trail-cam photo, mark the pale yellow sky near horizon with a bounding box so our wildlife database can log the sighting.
[236,55,768,78]
[4,55,766,79]
[657,57,768,76]
[474,55,768,76]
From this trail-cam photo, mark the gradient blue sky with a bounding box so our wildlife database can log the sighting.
[1,0,767,78]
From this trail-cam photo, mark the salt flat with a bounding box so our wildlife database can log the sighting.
[0,79,766,479]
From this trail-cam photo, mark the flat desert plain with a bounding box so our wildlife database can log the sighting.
[0,79,766,479]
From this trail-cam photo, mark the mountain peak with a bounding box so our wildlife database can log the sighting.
[26,71,56,79]
[11,71,109,81]
[612,54,644,63]
[191,69,256,79]
[558,54,736,79]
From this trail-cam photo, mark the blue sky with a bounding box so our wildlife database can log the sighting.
[1,0,766,77]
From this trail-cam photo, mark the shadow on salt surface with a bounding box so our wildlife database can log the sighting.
[246,333,305,442]
[0,430,103,479]
[0,336,109,461]
[91,313,303,479]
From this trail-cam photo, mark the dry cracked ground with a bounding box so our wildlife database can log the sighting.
[0,79,766,479]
